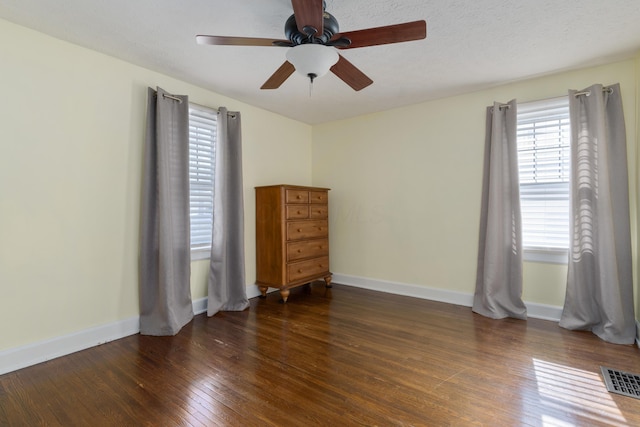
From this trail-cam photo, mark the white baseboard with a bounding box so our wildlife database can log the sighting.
[0,296,211,376]
[0,279,567,377]
[524,301,563,322]
[332,273,563,322]
[192,296,208,315]
[333,273,474,306]
[246,285,268,299]
[0,316,140,376]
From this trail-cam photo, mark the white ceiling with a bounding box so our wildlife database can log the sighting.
[2,0,640,124]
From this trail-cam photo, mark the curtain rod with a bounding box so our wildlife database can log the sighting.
[493,86,615,113]
[162,93,183,103]
[158,93,238,118]
[154,92,183,103]
[574,86,614,98]
[190,101,238,118]
[489,103,510,113]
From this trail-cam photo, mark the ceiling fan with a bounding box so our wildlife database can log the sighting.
[196,0,426,91]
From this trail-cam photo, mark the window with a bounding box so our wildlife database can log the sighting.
[516,97,570,263]
[188,104,217,260]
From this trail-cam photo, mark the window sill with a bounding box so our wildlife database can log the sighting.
[523,248,568,264]
[191,248,211,261]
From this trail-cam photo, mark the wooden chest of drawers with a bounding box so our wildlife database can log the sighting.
[255,185,332,302]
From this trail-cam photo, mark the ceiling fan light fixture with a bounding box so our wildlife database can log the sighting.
[286,44,339,81]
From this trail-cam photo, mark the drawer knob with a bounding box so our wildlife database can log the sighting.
[298,269,303,273]
[297,228,302,232]
[297,210,302,214]
[297,249,302,253]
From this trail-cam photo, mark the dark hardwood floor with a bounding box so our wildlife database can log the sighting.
[2,283,640,426]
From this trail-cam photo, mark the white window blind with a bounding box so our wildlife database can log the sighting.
[517,97,570,259]
[188,104,217,258]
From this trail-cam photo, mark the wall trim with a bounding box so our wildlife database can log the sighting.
[193,296,208,315]
[333,273,474,306]
[0,316,140,376]
[0,279,569,376]
[0,297,210,376]
[246,285,270,299]
[332,273,563,322]
[636,320,640,348]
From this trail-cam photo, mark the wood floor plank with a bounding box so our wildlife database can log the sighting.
[2,283,640,426]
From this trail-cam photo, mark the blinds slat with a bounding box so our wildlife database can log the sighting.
[188,104,217,251]
[517,97,570,250]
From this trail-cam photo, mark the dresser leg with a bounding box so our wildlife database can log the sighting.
[279,288,290,303]
[258,286,268,298]
[324,276,332,288]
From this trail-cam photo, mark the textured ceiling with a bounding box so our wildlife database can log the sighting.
[1,0,640,124]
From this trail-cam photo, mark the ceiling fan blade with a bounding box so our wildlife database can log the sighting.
[291,0,324,37]
[196,35,291,47]
[261,61,296,89]
[330,55,373,91]
[333,20,426,49]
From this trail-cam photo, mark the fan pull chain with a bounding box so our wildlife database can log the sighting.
[308,73,316,97]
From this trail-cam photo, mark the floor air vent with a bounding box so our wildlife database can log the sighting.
[601,366,640,399]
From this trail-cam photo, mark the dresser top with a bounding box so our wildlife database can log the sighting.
[255,184,330,191]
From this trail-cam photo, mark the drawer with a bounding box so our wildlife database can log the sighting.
[287,239,329,262]
[310,191,328,204]
[288,256,330,283]
[286,189,309,204]
[287,220,328,241]
[309,205,328,219]
[286,205,309,219]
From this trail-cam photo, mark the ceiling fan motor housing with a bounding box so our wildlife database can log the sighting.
[284,12,339,45]
[196,0,426,91]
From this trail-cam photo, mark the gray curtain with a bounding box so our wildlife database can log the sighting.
[473,100,527,320]
[140,87,194,336]
[207,107,250,316]
[559,83,635,344]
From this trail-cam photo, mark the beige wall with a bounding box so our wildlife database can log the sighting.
[312,59,638,310]
[1,16,638,355]
[0,19,312,351]
[636,53,640,318]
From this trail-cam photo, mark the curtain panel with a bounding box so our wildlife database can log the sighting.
[139,87,194,336]
[473,100,527,320]
[207,107,250,316]
[559,83,636,344]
